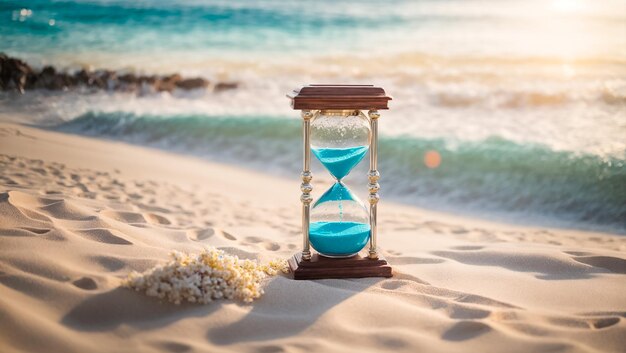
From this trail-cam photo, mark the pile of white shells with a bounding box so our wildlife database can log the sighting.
[123,247,288,304]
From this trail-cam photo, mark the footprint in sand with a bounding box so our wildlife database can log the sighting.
[381,280,409,291]
[448,306,492,320]
[243,236,280,251]
[30,167,47,176]
[72,277,98,290]
[546,316,621,330]
[137,203,171,214]
[263,242,280,251]
[100,210,146,224]
[376,337,408,349]
[572,256,626,274]
[187,228,237,241]
[18,227,51,235]
[489,311,520,322]
[547,317,600,329]
[92,256,126,271]
[244,236,263,243]
[187,228,215,241]
[71,228,133,245]
[222,231,237,241]
[253,345,284,353]
[153,341,191,353]
[442,321,492,341]
[71,183,90,194]
[0,176,19,185]
[143,212,171,226]
[127,192,143,200]
[588,317,620,329]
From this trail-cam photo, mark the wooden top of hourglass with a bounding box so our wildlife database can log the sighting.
[287,84,392,110]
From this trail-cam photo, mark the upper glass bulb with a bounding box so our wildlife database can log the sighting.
[310,110,371,180]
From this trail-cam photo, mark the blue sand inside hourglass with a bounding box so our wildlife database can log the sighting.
[309,221,371,257]
[311,146,369,180]
[310,183,371,257]
[314,182,353,208]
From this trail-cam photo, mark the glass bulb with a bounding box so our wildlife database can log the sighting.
[310,110,371,181]
[310,183,370,257]
[309,110,372,258]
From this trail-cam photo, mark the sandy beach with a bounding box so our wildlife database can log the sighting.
[2,0,625,351]
[1,123,625,353]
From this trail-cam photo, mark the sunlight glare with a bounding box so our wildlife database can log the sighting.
[551,0,585,13]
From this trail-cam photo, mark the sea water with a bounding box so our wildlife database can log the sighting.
[1,0,625,233]
[309,221,371,257]
[311,146,369,180]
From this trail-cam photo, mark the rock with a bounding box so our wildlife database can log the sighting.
[41,66,56,76]
[0,54,236,94]
[214,82,238,92]
[137,75,158,95]
[118,73,137,83]
[0,53,34,93]
[95,70,117,91]
[75,69,90,81]
[117,73,140,92]
[138,75,157,84]
[75,69,101,88]
[154,74,181,92]
[30,65,74,90]
[175,77,209,90]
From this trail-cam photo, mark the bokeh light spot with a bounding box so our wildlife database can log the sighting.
[424,150,441,169]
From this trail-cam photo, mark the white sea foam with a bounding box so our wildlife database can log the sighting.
[2,67,624,159]
[2,0,625,232]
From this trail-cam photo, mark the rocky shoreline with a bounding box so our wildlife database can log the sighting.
[0,53,238,94]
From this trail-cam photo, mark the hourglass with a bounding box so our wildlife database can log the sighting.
[287,85,393,280]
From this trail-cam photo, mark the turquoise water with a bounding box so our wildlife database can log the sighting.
[1,0,625,233]
[309,221,371,257]
[50,112,626,233]
[2,0,625,63]
[312,146,369,180]
[0,0,389,56]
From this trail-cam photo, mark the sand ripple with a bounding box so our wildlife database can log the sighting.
[1,141,625,353]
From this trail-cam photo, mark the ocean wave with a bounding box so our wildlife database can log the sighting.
[3,51,624,115]
[1,78,624,160]
[53,111,626,233]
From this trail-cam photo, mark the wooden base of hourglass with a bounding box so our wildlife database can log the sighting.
[288,251,392,280]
